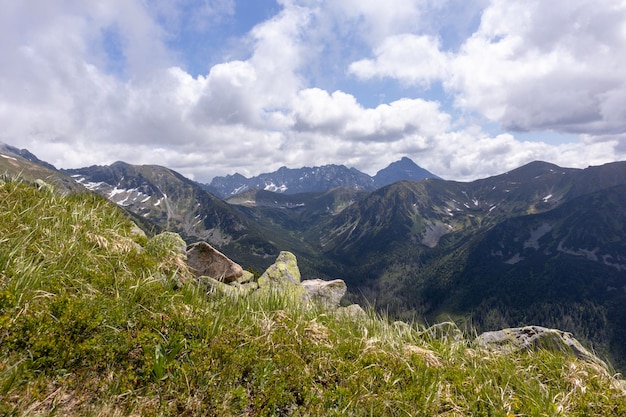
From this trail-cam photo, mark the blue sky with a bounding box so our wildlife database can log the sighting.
[1,0,625,182]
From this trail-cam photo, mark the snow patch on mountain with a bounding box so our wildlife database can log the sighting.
[264,182,288,193]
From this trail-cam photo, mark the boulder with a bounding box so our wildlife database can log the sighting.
[186,241,243,283]
[237,270,255,284]
[199,276,239,297]
[146,232,187,259]
[476,325,607,368]
[335,304,368,321]
[258,251,301,288]
[301,279,347,308]
[199,276,259,297]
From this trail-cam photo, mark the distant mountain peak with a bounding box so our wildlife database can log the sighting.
[205,158,442,199]
[373,157,440,187]
[206,164,376,198]
[0,143,57,171]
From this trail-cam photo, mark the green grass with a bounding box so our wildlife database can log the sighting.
[1,179,625,416]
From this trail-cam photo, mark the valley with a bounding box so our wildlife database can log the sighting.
[3,142,626,370]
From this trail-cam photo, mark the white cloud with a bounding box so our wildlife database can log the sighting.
[292,88,450,142]
[326,0,426,43]
[349,34,450,87]
[1,0,625,184]
[447,0,626,137]
[192,61,258,125]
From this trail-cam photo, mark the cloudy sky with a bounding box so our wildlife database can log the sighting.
[2,0,626,182]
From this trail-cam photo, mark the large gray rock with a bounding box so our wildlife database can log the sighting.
[186,241,243,283]
[476,325,607,368]
[301,279,347,308]
[258,251,301,288]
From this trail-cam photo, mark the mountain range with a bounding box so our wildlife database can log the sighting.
[204,156,439,198]
[3,142,626,369]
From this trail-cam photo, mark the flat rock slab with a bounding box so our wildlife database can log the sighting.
[477,325,607,368]
[186,241,243,283]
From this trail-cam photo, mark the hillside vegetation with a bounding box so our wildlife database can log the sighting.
[1,180,626,416]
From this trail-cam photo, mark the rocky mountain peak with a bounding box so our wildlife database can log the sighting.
[206,157,440,198]
[373,157,440,187]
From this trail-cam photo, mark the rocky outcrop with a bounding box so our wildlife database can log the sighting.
[301,279,346,308]
[258,251,301,288]
[190,248,362,312]
[476,325,607,368]
[199,276,258,297]
[186,241,244,283]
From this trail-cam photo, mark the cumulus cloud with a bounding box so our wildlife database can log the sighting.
[292,88,450,142]
[1,0,625,183]
[325,0,427,43]
[447,0,626,137]
[349,34,450,87]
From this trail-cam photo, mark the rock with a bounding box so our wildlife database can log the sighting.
[336,304,368,321]
[237,270,255,284]
[186,241,243,283]
[238,281,259,295]
[258,251,301,288]
[301,278,347,308]
[199,276,259,297]
[476,325,607,368]
[199,276,239,297]
[146,232,187,260]
[129,222,147,239]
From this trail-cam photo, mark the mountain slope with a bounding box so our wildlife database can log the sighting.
[63,162,279,268]
[373,156,441,186]
[315,161,626,367]
[442,184,626,363]
[0,143,82,194]
[319,161,577,263]
[2,180,625,416]
[225,187,369,277]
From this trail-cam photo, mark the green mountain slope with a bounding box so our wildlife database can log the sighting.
[226,188,369,278]
[0,145,82,194]
[1,179,625,416]
[64,162,280,270]
[314,162,626,368]
[445,185,626,365]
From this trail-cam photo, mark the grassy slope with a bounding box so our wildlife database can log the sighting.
[1,181,625,416]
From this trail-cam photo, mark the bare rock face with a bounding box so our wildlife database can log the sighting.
[477,325,607,368]
[301,279,347,308]
[186,241,244,283]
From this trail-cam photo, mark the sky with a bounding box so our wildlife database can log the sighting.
[1,0,626,182]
